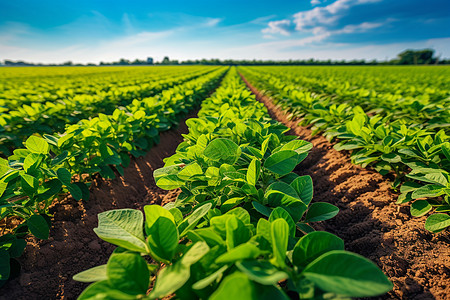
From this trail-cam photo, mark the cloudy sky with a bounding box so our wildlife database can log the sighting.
[1,0,449,63]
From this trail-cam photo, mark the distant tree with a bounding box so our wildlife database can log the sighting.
[397,49,435,65]
[161,56,171,65]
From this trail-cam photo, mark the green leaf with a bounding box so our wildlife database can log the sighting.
[226,216,251,250]
[269,207,296,237]
[192,265,229,290]
[290,176,313,205]
[305,202,339,223]
[25,136,49,154]
[236,261,288,285]
[77,280,136,300]
[215,243,262,264]
[147,217,179,263]
[412,185,445,199]
[73,265,107,283]
[303,250,392,297]
[410,200,432,217]
[441,142,450,161]
[107,253,149,295]
[0,249,10,281]
[178,203,212,236]
[246,158,261,186]
[93,209,147,253]
[27,215,50,239]
[56,168,72,185]
[204,138,241,165]
[252,201,272,217]
[21,174,39,196]
[271,219,289,268]
[279,140,312,154]
[178,162,203,180]
[424,213,450,233]
[143,205,175,235]
[292,231,344,268]
[210,272,289,300]
[265,183,307,222]
[264,150,298,176]
[150,242,209,298]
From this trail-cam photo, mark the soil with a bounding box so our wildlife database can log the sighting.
[0,112,191,300]
[240,73,450,300]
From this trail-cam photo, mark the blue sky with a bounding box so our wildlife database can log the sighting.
[1,0,449,63]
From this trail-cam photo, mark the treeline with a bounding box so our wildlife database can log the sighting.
[2,49,449,67]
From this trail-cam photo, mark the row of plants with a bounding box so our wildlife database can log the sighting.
[74,67,392,299]
[239,66,450,233]
[0,66,219,155]
[0,66,212,109]
[241,66,450,105]
[0,67,228,286]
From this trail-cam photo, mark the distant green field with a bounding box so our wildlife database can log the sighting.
[0,66,219,153]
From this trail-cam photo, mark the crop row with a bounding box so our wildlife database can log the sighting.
[0,66,219,155]
[0,67,227,285]
[239,66,450,232]
[73,67,392,299]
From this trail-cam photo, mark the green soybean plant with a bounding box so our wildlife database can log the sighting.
[74,67,392,299]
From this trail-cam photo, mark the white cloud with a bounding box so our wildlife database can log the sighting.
[261,20,293,36]
[203,18,222,27]
[294,0,382,31]
[336,21,385,33]
[311,0,322,5]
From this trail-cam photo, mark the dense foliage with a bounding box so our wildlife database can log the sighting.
[239,66,450,232]
[0,66,220,155]
[75,68,392,299]
[0,67,227,285]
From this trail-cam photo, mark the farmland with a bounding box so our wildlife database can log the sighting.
[0,65,449,299]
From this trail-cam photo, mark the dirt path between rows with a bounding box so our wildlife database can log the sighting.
[240,73,450,300]
[0,113,191,299]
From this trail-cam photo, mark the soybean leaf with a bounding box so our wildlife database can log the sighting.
[303,250,392,297]
[292,231,344,268]
[204,139,241,165]
[107,253,149,295]
[147,217,179,263]
[304,202,339,223]
[210,272,289,300]
[215,243,262,264]
[143,205,175,235]
[290,176,313,206]
[73,265,107,283]
[236,261,288,285]
[77,280,136,300]
[0,249,10,281]
[93,209,147,253]
[424,214,450,233]
[246,159,261,186]
[264,150,298,176]
[178,203,212,236]
[269,207,296,238]
[410,200,432,217]
[150,242,209,298]
[27,215,50,240]
[271,219,289,268]
[25,136,49,154]
[192,265,229,290]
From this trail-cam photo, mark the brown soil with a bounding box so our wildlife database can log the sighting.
[0,113,191,299]
[240,73,450,300]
